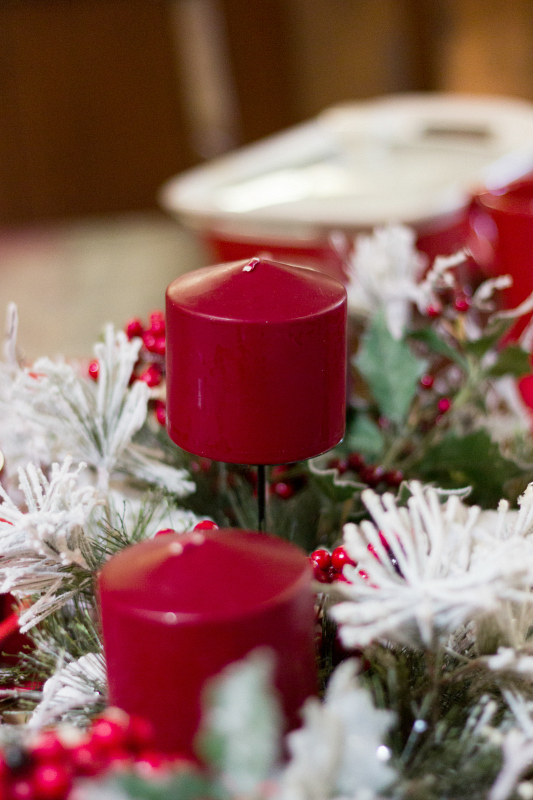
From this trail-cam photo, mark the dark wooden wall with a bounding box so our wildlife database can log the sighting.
[0,0,531,225]
[0,0,195,222]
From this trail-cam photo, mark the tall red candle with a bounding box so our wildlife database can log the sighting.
[165,257,347,464]
[98,529,317,757]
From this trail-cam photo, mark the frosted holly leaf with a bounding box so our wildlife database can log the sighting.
[281,659,396,800]
[197,649,282,795]
[331,482,533,650]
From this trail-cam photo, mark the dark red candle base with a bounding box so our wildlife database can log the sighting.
[98,529,317,757]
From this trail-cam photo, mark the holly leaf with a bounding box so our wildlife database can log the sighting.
[463,320,511,359]
[484,345,531,379]
[308,458,362,503]
[344,413,385,460]
[356,313,427,424]
[408,328,468,370]
[414,429,522,507]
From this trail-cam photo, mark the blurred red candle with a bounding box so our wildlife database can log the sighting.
[98,528,317,757]
[165,257,347,464]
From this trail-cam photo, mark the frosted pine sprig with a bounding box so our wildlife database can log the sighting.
[13,325,193,498]
[331,482,533,650]
[29,651,106,730]
[0,457,98,630]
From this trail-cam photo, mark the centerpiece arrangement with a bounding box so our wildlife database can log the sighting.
[1,225,533,800]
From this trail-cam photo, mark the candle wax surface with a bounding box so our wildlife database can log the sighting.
[98,529,317,756]
[165,257,347,464]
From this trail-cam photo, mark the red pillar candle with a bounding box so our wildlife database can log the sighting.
[98,528,317,757]
[165,258,347,464]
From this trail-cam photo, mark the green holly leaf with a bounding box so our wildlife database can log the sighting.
[344,413,385,460]
[463,320,511,359]
[414,429,522,507]
[484,345,531,379]
[308,458,362,503]
[356,313,427,424]
[408,328,468,370]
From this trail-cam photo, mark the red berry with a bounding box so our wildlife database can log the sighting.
[437,397,451,414]
[155,401,166,426]
[420,374,434,390]
[332,570,350,583]
[154,528,175,537]
[139,365,162,388]
[30,732,66,763]
[272,481,295,500]
[360,465,385,487]
[10,779,34,800]
[348,453,364,472]
[384,469,404,488]
[270,465,288,479]
[311,561,331,583]
[331,546,356,570]
[142,332,158,353]
[69,742,104,777]
[310,549,331,571]
[148,312,165,337]
[193,520,219,531]
[88,360,99,381]
[89,718,126,752]
[454,293,470,313]
[426,303,441,318]
[134,750,167,776]
[31,764,72,800]
[327,457,349,474]
[125,318,144,340]
[125,716,155,753]
[153,337,165,357]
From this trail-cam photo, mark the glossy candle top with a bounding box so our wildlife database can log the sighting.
[165,258,346,323]
[99,529,311,621]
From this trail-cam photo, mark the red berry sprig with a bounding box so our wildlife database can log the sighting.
[122,311,168,425]
[310,546,356,584]
[0,711,197,799]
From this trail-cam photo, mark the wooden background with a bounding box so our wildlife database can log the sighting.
[0,0,531,224]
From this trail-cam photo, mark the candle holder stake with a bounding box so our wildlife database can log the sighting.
[257,464,267,532]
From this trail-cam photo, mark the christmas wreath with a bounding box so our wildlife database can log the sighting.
[0,226,533,799]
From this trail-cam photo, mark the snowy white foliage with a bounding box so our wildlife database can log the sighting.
[29,651,106,730]
[0,458,99,630]
[281,659,396,800]
[6,324,193,498]
[331,482,533,650]
[344,224,425,339]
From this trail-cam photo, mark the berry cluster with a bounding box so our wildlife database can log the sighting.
[89,312,167,427]
[0,709,193,800]
[327,453,403,490]
[310,546,355,584]
[269,465,307,500]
